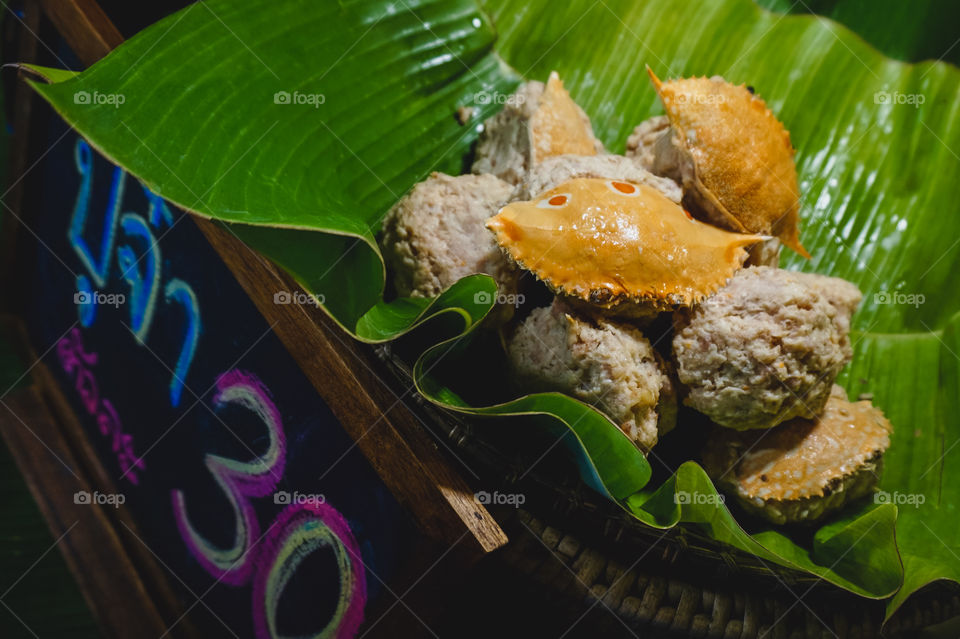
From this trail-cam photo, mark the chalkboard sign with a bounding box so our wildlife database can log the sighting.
[21,114,420,637]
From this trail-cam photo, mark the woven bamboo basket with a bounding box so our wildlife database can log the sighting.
[375,344,960,638]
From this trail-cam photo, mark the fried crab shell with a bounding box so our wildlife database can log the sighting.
[647,68,810,259]
[531,72,601,162]
[486,177,764,314]
[702,386,891,524]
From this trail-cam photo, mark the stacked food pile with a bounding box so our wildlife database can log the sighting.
[379,69,892,526]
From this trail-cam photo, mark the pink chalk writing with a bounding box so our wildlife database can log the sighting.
[173,370,367,638]
[57,328,145,483]
[252,502,367,639]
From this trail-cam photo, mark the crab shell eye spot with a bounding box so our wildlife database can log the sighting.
[608,180,638,196]
[538,194,570,209]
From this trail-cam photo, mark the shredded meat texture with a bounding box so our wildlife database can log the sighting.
[379,172,517,299]
[517,153,682,202]
[507,300,676,451]
[672,267,860,430]
[625,115,678,178]
[798,271,862,340]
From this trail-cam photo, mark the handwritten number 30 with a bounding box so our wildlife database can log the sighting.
[69,139,366,637]
[171,371,366,639]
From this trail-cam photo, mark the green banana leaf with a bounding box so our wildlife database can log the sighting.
[757,0,960,65]
[21,0,960,618]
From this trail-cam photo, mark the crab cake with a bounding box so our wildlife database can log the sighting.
[518,153,682,202]
[380,172,518,300]
[507,299,676,451]
[472,72,604,185]
[672,267,860,430]
[702,386,891,524]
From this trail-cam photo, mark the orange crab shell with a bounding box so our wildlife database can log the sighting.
[709,386,891,502]
[647,68,809,258]
[530,71,599,162]
[486,177,764,311]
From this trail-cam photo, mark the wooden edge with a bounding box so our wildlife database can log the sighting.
[37,0,123,61]
[0,321,197,638]
[38,0,507,555]
[194,219,508,554]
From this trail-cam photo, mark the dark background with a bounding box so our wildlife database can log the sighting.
[2,1,959,637]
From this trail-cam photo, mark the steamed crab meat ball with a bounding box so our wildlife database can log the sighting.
[507,299,676,452]
[517,153,682,203]
[380,172,519,306]
[628,70,809,258]
[472,72,604,185]
[672,267,861,430]
[702,385,891,525]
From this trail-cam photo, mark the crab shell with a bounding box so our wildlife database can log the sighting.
[647,68,810,258]
[531,71,600,162]
[486,177,764,314]
[705,386,891,504]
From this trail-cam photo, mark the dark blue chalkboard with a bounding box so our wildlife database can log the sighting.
[22,111,419,638]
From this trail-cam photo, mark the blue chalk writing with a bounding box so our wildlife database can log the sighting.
[69,138,124,288]
[144,184,174,228]
[164,279,201,407]
[117,213,161,343]
[75,274,96,327]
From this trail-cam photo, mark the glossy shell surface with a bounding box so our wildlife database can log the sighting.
[487,177,762,310]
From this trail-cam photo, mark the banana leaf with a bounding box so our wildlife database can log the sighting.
[21,0,960,617]
[757,0,960,65]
